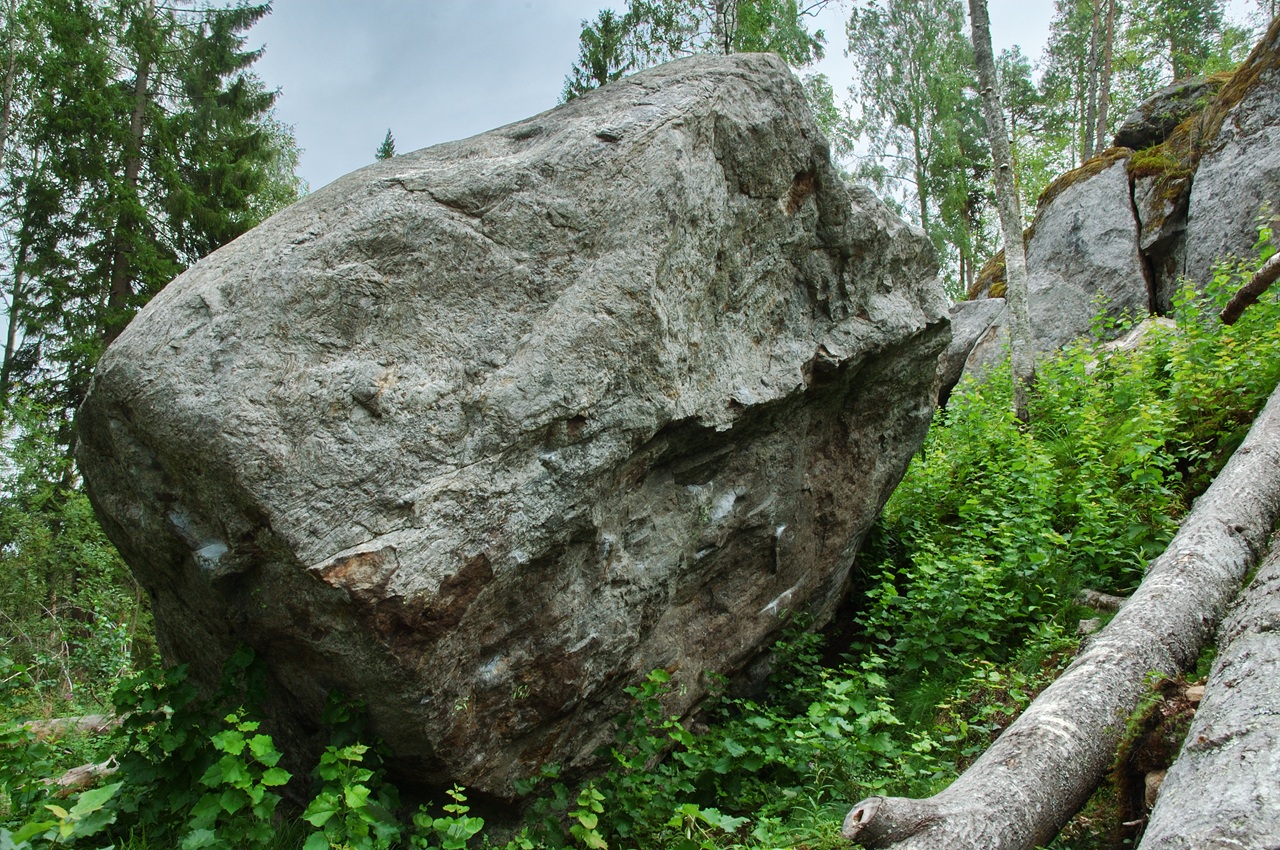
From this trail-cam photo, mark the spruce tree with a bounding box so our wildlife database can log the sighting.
[0,0,301,440]
[376,128,396,160]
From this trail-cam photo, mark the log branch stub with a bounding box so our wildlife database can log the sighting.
[843,797,944,847]
[1075,589,1128,612]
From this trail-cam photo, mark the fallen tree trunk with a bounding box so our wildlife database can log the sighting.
[20,714,119,740]
[1138,533,1280,848]
[842,381,1280,850]
[1220,249,1280,325]
[49,759,118,797]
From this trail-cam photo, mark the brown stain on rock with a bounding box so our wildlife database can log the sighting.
[783,170,817,215]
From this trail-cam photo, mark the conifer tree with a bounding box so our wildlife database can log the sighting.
[0,0,301,438]
[376,128,396,160]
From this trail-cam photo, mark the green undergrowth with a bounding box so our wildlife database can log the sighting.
[4,237,1280,849]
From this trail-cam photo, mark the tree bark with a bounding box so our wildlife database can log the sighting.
[843,379,1280,850]
[1219,249,1280,325]
[0,0,17,171]
[1094,0,1116,150]
[1083,0,1101,160]
[1138,534,1280,848]
[967,0,1032,422]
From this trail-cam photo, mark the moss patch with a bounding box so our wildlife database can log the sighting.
[1037,147,1133,212]
[970,250,1006,299]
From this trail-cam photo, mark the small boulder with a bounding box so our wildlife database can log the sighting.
[1113,75,1226,151]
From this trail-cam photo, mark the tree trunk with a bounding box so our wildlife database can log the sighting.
[0,0,17,171]
[0,243,28,418]
[105,0,153,346]
[1083,0,1100,159]
[843,379,1280,850]
[967,0,1032,422]
[1138,533,1280,848]
[1094,0,1116,150]
[912,123,930,234]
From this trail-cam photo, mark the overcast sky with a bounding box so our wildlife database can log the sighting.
[249,1,1260,192]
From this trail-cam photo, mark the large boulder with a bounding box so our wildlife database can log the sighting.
[77,54,948,798]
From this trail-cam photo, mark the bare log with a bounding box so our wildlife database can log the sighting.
[843,381,1280,850]
[48,759,118,797]
[1138,535,1280,848]
[1220,249,1280,325]
[20,714,119,740]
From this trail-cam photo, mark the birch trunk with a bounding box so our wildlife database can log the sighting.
[1138,534,1280,849]
[966,0,1031,421]
[843,380,1280,850]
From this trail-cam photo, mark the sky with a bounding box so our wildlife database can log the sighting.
[248,1,1261,192]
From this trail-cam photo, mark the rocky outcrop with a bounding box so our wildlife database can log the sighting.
[965,152,1150,374]
[1185,25,1280,285]
[76,54,948,798]
[965,18,1280,369]
[936,299,1005,406]
[1113,75,1226,151]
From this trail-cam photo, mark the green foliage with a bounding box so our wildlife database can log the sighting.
[409,785,484,850]
[0,403,148,717]
[562,0,827,102]
[0,0,303,446]
[301,744,401,850]
[182,713,291,850]
[846,0,994,296]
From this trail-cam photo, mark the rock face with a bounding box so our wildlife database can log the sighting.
[1185,27,1280,285]
[965,153,1150,374]
[1112,75,1225,151]
[965,19,1280,372]
[77,54,948,798]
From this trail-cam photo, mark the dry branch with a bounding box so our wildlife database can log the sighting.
[1138,534,1280,847]
[1075,589,1128,612]
[20,714,119,740]
[842,380,1280,850]
[1220,249,1280,324]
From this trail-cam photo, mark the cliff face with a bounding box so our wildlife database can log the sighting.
[964,17,1280,375]
[76,54,950,798]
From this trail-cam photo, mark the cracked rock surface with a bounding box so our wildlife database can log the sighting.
[77,54,948,797]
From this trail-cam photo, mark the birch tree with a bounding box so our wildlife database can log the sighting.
[968,0,1032,420]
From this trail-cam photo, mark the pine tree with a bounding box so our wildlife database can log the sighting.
[562,9,632,100]
[376,128,396,160]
